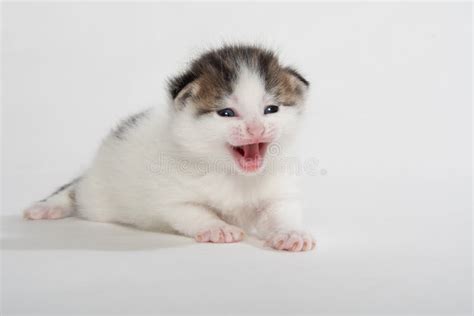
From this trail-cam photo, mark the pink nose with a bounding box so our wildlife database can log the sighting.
[246,121,265,137]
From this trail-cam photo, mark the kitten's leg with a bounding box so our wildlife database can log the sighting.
[254,200,316,252]
[165,204,244,243]
[24,179,78,220]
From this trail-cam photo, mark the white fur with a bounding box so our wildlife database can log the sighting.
[24,67,316,252]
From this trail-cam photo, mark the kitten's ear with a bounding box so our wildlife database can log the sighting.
[168,71,199,109]
[283,67,310,94]
[173,82,198,109]
[278,67,309,106]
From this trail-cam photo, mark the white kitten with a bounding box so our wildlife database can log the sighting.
[24,45,316,252]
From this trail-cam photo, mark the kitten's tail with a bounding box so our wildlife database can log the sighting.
[23,177,80,220]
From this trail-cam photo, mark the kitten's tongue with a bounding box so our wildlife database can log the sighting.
[231,142,268,173]
[243,143,260,159]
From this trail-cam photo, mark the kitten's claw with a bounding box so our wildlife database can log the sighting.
[266,230,316,252]
[195,225,244,243]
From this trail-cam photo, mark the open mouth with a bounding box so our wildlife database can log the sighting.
[229,142,269,173]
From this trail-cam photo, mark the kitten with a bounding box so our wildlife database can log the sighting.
[24,45,316,252]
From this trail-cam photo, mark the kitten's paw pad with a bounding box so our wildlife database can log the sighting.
[195,225,244,243]
[23,203,70,220]
[267,231,316,252]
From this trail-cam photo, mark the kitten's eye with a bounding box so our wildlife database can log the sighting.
[217,108,236,117]
[264,105,279,115]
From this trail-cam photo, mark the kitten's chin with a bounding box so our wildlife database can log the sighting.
[228,142,269,174]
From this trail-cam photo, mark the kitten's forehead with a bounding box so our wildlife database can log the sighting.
[168,45,309,114]
[230,67,267,114]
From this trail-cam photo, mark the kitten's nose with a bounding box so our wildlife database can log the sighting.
[246,121,265,137]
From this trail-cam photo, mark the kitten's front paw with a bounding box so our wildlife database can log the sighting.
[266,230,316,252]
[195,225,244,243]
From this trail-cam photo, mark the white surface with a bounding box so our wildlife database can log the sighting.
[1,2,472,315]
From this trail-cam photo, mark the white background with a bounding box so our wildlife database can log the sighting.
[2,2,472,315]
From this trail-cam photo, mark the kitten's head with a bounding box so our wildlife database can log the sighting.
[167,45,309,174]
